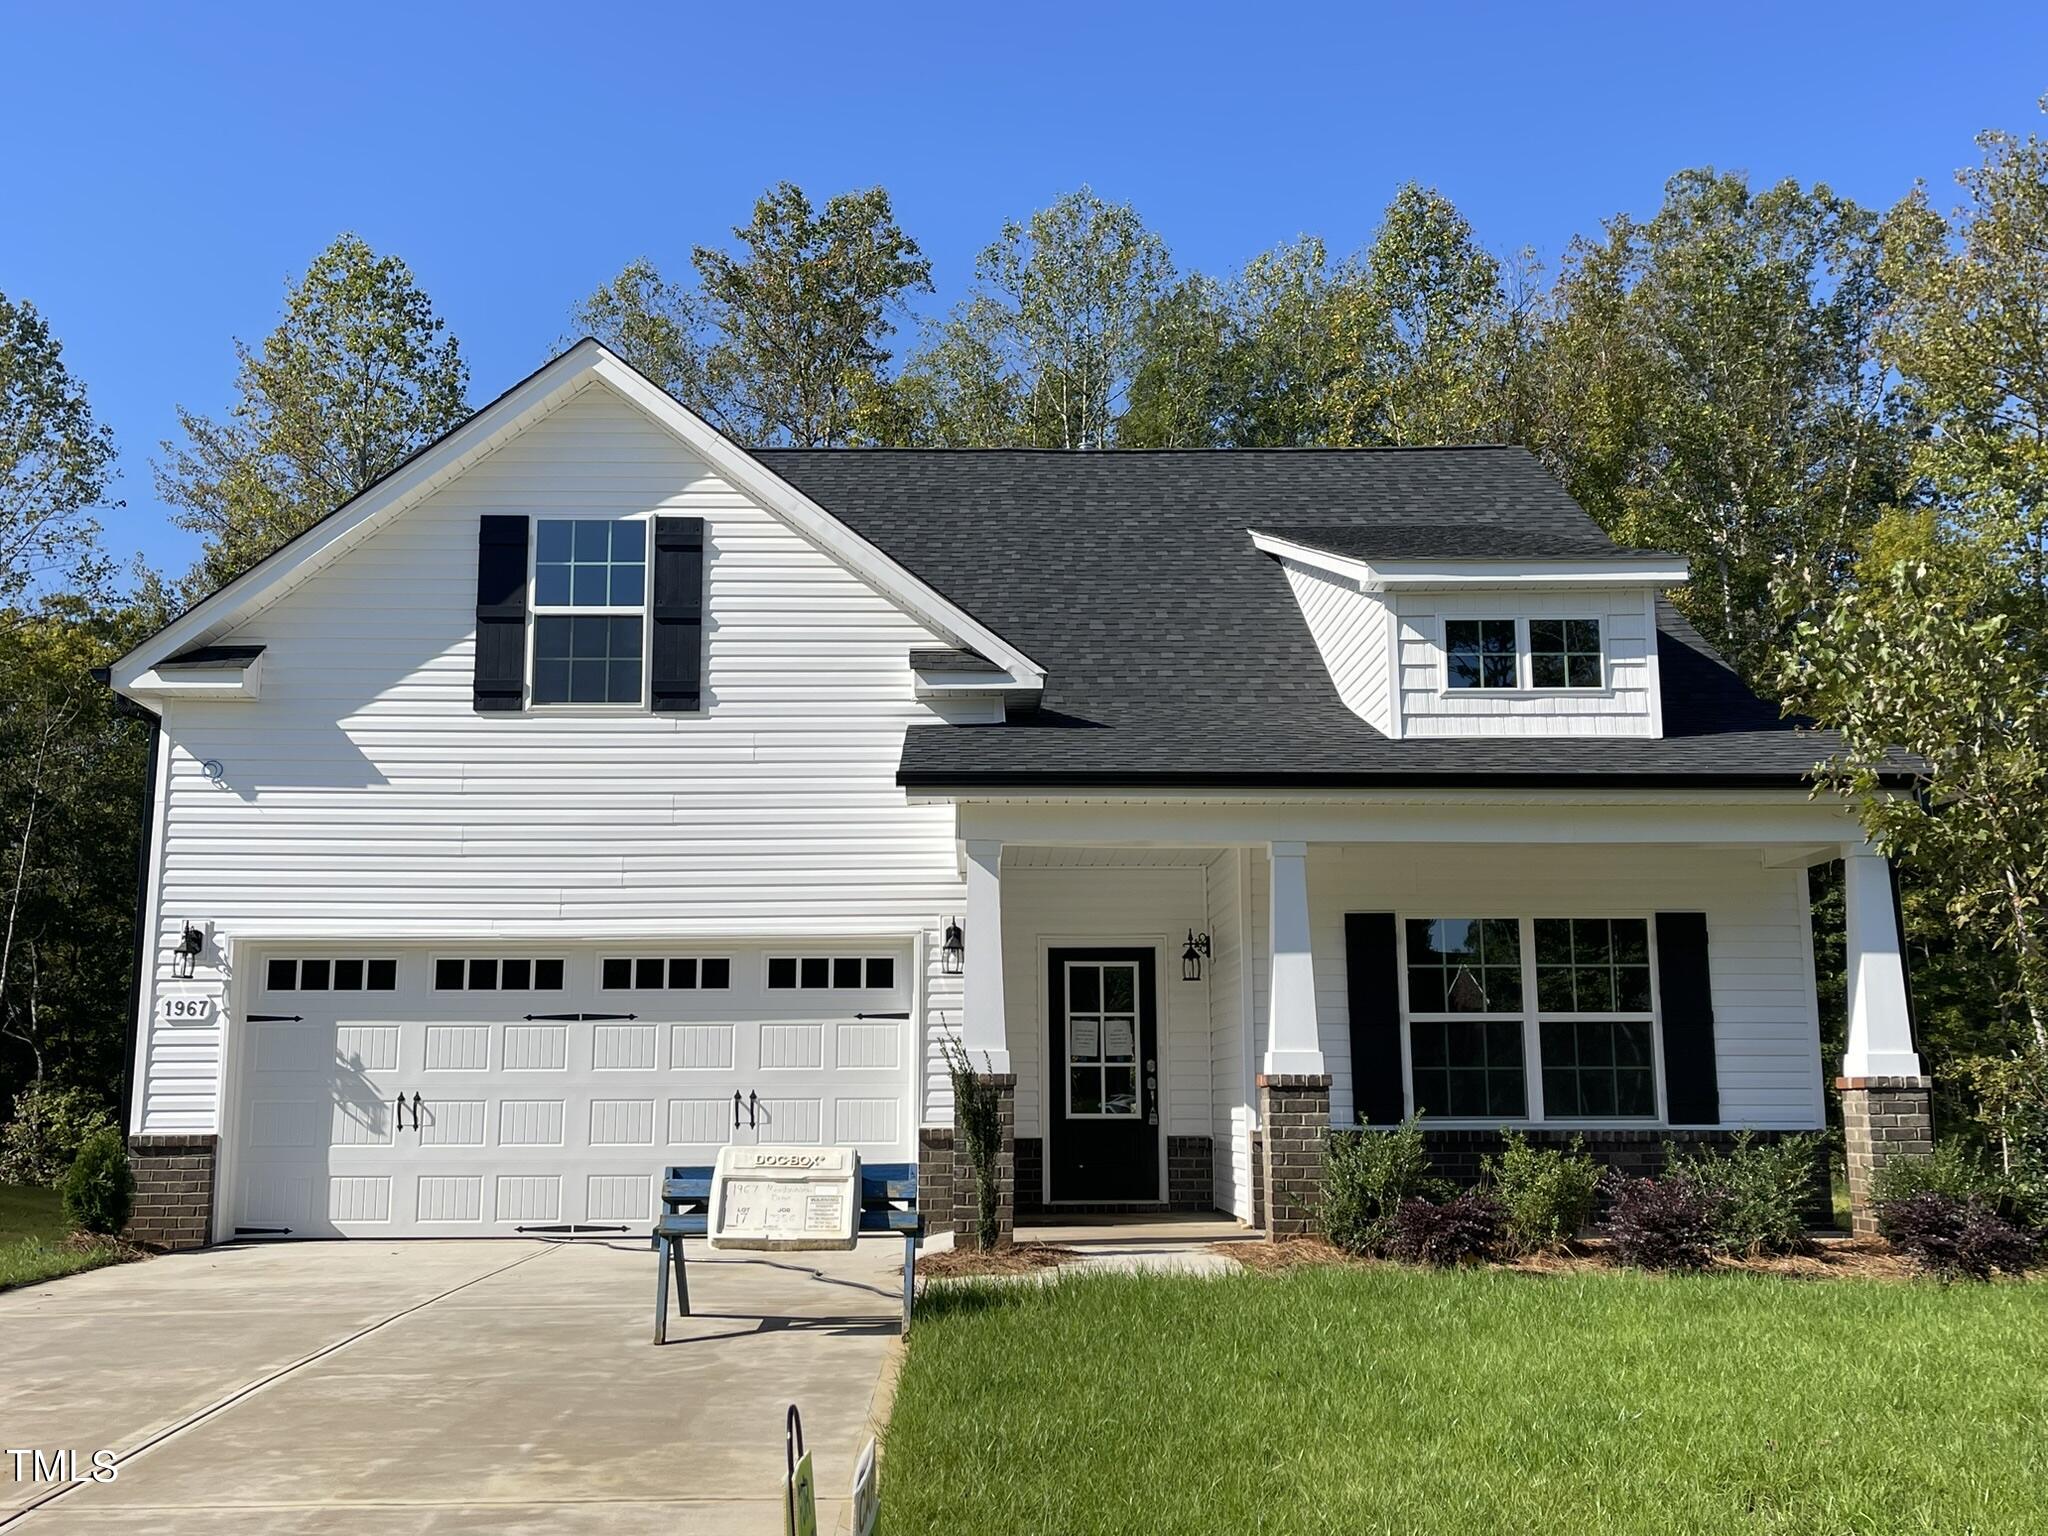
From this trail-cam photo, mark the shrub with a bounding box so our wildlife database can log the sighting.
[941,1035,1005,1250]
[1388,1191,1504,1267]
[1876,1191,2039,1281]
[0,1083,117,1187]
[1872,1141,2011,1214]
[1669,1132,1822,1256]
[1603,1173,1714,1270]
[61,1129,134,1237]
[1961,1049,2048,1229]
[1485,1132,1601,1255]
[1320,1119,1444,1256]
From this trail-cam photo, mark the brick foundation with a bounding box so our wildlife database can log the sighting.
[917,1126,955,1236]
[950,1072,1016,1250]
[1838,1075,1934,1238]
[1257,1074,1330,1240]
[1167,1135,1213,1210]
[1015,1136,1044,1217]
[126,1133,217,1250]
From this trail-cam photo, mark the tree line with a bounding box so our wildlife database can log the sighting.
[3,104,2045,1170]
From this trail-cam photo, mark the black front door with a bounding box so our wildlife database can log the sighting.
[1047,948,1160,1202]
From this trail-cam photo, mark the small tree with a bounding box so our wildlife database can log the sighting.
[942,1034,1005,1250]
[62,1126,132,1236]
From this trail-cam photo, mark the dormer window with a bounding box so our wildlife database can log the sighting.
[531,518,648,706]
[1444,617,1606,692]
[1530,619,1604,689]
[1445,620,1518,690]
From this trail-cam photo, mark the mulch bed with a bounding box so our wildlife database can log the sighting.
[1214,1234,1928,1280]
[917,1242,1080,1278]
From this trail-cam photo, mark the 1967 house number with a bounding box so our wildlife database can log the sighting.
[155,995,215,1023]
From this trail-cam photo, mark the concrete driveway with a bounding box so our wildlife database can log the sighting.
[0,1237,903,1533]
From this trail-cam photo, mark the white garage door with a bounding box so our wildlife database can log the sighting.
[226,944,913,1239]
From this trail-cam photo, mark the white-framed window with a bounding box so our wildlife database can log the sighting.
[264,957,398,993]
[1442,617,1606,692]
[1444,619,1518,690]
[765,955,898,991]
[600,956,732,991]
[1529,618,1604,690]
[432,957,566,992]
[1064,959,1141,1119]
[1401,914,1661,1123]
[530,517,647,707]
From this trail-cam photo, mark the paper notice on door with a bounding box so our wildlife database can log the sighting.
[1070,1016,1100,1060]
[1103,1017,1135,1060]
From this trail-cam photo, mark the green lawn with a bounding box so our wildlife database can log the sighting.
[885,1266,2048,1535]
[0,1183,131,1292]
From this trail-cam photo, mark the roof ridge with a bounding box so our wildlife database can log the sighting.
[749,442,1529,456]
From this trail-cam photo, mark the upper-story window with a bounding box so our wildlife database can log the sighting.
[1444,620,1518,690]
[1445,617,1604,692]
[1530,619,1604,689]
[531,519,647,706]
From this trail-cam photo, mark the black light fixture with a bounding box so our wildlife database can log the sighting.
[174,922,204,980]
[941,918,965,976]
[1181,929,1212,982]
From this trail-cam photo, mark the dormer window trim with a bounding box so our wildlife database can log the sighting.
[1439,616,1610,697]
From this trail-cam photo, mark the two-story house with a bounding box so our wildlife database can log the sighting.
[107,340,1928,1250]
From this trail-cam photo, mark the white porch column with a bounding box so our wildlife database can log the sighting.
[960,839,1011,1074]
[1262,841,1324,1077]
[1841,846,1920,1078]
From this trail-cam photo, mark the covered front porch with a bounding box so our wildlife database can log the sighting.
[921,793,1925,1244]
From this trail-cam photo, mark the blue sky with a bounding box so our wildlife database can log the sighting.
[5,2,2044,578]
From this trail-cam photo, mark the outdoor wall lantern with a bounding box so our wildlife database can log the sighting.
[941,918,965,976]
[174,922,205,979]
[1182,929,1212,982]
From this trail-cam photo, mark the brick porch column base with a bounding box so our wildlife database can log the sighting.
[1837,1075,1933,1239]
[126,1133,218,1251]
[1257,1073,1330,1241]
[951,1072,1016,1250]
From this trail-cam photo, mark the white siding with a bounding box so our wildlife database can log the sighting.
[997,859,1215,1203]
[1205,849,1253,1222]
[1396,588,1659,738]
[1254,844,1824,1129]
[135,381,967,1134]
[1279,559,1394,733]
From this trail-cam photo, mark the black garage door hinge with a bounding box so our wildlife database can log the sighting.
[514,1223,632,1235]
[246,1013,303,1022]
[522,1012,638,1022]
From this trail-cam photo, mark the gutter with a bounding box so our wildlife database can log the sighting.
[895,768,1899,792]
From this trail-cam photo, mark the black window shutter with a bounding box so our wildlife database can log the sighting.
[650,515,705,713]
[1655,911,1720,1125]
[474,515,528,712]
[1345,912,1406,1125]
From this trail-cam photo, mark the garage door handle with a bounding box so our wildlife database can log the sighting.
[395,1094,409,1132]
[412,1092,424,1131]
[733,1091,742,1130]
[747,1091,759,1130]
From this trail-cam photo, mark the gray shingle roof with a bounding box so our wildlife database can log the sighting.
[754,445,1845,789]
[909,647,1003,673]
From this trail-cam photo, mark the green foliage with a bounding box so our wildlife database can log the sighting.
[157,233,470,594]
[1483,1132,1601,1255]
[1959,1048,2048,1224]
[1319,1120,1445,1256]
[1668,1132,1823,1256]
[0,1082,115,1186]
[60,1125,131,1235]
[942,1035,1006,1250]
[894,187,1173,448]
[1531,170,1904,676]
[1873,1139,2013,1212]
[579,184,931,449]
[0,292,115,609]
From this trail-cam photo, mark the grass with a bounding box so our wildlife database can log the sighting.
[885,1265,2048,1535]
[0,1183,133,1292]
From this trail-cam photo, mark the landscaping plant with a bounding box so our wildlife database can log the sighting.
[1319,1119,1443,1256]
[1387,1191,1504,1267]
[942,1034,1005,1250]
[1668,1132,1823,1256]
[61,1128,132,1237]
[1876,1191,2039,1281]
[1483,1131,1600,1255]
[1872,1139,2011,1213]
[0,1084,117,1187]
[1602,1172,1715,1270]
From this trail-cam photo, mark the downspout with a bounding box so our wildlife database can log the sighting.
[94,668,160,1134]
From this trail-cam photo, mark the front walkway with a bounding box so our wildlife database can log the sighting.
[0,1238,903,1533]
